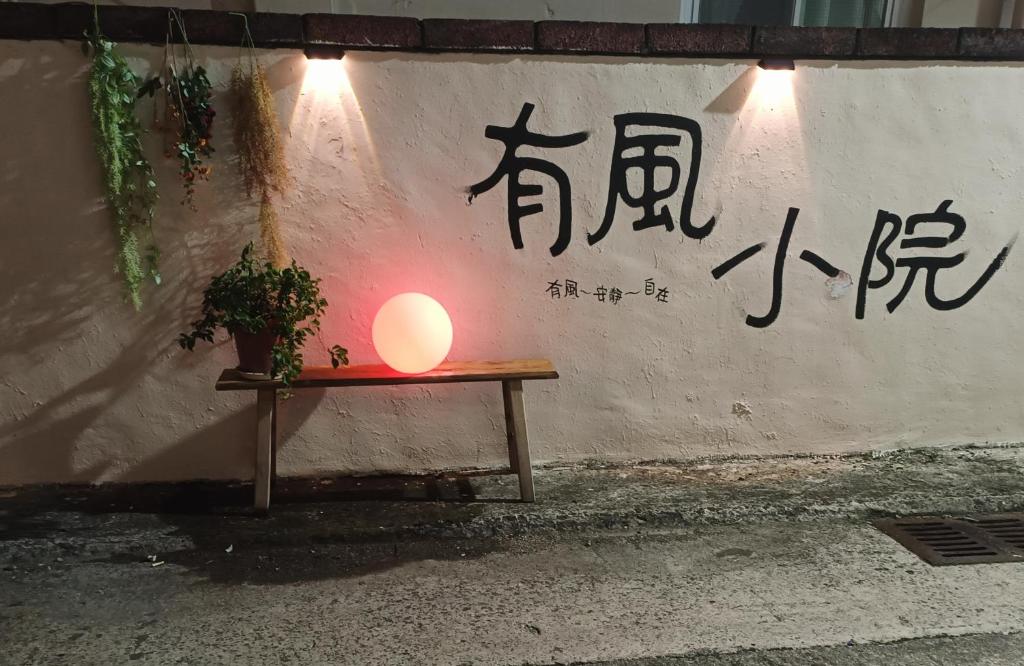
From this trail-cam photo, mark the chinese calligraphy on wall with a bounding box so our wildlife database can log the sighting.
[547,278,670,304]
[469,103,1015,328]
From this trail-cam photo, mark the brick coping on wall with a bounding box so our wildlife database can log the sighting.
[2,2,1024,60]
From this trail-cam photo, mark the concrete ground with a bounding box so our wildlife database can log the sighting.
[3,445,1024,665]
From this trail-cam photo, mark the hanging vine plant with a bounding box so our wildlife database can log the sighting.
[228,15,291,267]
[145,10,216,211]
[84,7,160,310]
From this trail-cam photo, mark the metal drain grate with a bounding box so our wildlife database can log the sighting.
[874,514,1024,566]
[971,515,1024,549]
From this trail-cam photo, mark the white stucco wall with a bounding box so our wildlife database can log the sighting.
[1,39,1023,485]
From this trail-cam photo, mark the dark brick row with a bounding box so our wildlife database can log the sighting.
[304,13,420,49]
[538,21,645,55]
[422,19,531,51]
[647,24,753,56]
[2,2,1024,60]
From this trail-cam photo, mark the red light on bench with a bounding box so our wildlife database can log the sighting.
[372,293,453,374]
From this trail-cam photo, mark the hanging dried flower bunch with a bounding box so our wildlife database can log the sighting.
[256,192,287,268]
[84,7,160,310]
[166,64,215,210]
[230,63,289,199]
[228,19,291,267]
[146,10,216,211]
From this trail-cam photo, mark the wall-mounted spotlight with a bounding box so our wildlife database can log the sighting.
[758,58,796,70]
[304,45,346,60]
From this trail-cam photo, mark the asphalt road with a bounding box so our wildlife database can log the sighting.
[4,518,1024,664]
[583,632,1024,665]
[4,446,1024,664]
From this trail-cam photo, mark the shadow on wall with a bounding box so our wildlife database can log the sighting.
[115,392,326,484]
[704,64,757,115]
[0,44,325,485]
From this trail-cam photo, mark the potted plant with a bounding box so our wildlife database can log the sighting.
[178,243,348,384]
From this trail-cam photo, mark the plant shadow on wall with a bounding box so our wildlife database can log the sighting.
[138,47,334,484]
[0,43,314,484]
[0,48,112,368]
[0,45,142,482]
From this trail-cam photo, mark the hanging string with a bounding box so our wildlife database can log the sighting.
[163,9,190,143]
[228,12,258,72]
[166,9,195,66]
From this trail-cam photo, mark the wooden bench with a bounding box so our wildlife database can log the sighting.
[215,359,559,511]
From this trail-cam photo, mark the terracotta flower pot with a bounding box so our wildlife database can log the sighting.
[232,326,278,376]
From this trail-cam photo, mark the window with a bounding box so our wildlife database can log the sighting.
[696,0,890,28]
[699,0,797,26]
[799,0,889,26]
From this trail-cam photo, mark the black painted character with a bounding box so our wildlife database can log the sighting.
[545,280,562,299]
[856,200,1015,319]
[468,103,589,257]
[712,207,843,328]
[588,113,716,246]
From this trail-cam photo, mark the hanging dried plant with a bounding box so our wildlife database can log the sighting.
[258,194,288,268]
[143,10,216,211]
[230,62,290,198]
[84,8,160,310]
[166,64,215,210]
[228,20,291,266]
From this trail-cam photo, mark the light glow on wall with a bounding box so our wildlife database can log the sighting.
[372,293,453,374]
[751,65,795,112]
[290,54,382,194]
[301,58,351,97]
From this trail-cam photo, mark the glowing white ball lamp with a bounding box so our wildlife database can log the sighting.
[372,293,453,374]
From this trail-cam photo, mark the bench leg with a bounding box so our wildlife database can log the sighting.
[255,388,275,512]
[502,381,518,474]
[270,391,278,488]
[502,379,535,502]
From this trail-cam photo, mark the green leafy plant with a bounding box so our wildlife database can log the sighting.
[84,11,160,310]
[178,243,348,384]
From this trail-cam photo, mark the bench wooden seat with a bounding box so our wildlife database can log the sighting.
[215,359,558,511]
